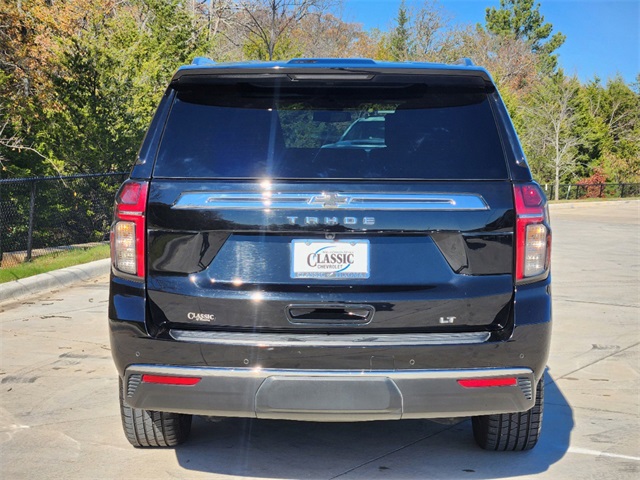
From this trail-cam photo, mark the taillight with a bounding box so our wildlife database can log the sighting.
[141,375,201,386]
[457,377,517,388]
[111,181,149,279]
[514,183,551,283]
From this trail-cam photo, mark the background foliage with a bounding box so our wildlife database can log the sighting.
[1,0,638,192]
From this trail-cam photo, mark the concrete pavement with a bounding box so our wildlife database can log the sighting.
[0,200,638,479]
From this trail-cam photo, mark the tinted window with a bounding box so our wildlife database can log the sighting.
[154,82,507,179]
[341,118,385,144]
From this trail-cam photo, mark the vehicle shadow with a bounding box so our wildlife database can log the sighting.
[174,369,572,479]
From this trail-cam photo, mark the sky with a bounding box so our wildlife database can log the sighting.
[342,0,640,84]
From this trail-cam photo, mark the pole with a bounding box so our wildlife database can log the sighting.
[0,182,3,265]
[26,180,36,262]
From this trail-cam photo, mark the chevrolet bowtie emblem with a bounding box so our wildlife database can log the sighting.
[311,193,349,208]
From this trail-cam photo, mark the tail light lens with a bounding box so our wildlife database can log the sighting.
[141,375,201,386]
[458,377,517,388]
[111,181,149,279]
[514,183,551,283]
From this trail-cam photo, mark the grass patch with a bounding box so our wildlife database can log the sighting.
[0,244,110,283]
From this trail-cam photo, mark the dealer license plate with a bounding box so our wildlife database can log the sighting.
[291,240,370,279]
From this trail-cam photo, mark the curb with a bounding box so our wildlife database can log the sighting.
[0,258,111,303]
[549,199,640,209]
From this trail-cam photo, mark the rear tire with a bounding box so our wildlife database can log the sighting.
[119,379,192,447]
[472,375,544,451]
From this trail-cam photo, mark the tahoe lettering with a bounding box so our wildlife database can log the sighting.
[286,216,375,226]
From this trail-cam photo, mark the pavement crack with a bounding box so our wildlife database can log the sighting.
[329,423,459,479]
[545,402,637,416]
[0,304,108,324]
[0,330,109,348]
[556,299,639,308]
[554,342,640,382]
[10,414,120,430]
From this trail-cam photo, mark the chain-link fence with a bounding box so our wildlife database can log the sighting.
[1,175,638,269]
[0,173,127,268]
[542,183,640,201]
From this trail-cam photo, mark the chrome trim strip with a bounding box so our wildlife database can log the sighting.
[169,330,491,347]
[172,192,489,211]
[118,210,144,217]
[128,364,531,381]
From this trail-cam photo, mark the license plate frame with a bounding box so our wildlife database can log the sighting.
[291,239,370,279]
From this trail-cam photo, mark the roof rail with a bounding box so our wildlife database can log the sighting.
[191,57,216,66]
[454,58,474,67]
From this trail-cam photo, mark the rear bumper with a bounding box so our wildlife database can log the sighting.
[110,275,551,421]
[124,365,535,421]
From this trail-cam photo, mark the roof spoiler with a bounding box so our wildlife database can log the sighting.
[287,58,377,65]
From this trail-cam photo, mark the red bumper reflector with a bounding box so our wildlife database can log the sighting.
[141,375,201,386]
[457,377,517,388]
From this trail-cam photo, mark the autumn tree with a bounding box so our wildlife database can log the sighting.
[0,0,57,176]
[454,27,539,94]
[0,0,216,176]
[0,0,637,189]
[290,13,365,58]
[347,27,383,59]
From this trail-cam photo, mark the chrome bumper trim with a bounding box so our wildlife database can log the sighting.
[172,192,489,211]
[169,330,492,347]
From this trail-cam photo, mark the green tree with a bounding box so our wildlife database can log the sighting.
[573,78,609,176]
[573,75,640,183]
[377,1,458,63]
[521,73,583,199]
[485,0,565,73]
[122,0,212,122]
[389,1,412,61]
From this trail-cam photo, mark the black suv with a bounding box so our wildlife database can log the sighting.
[109,58,552,451]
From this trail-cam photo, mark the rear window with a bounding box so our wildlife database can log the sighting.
[153,80,508,179]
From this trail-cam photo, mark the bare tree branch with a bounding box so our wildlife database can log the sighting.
[234,0,337,60]
[521,76,583,199]
[0,119,65,176]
